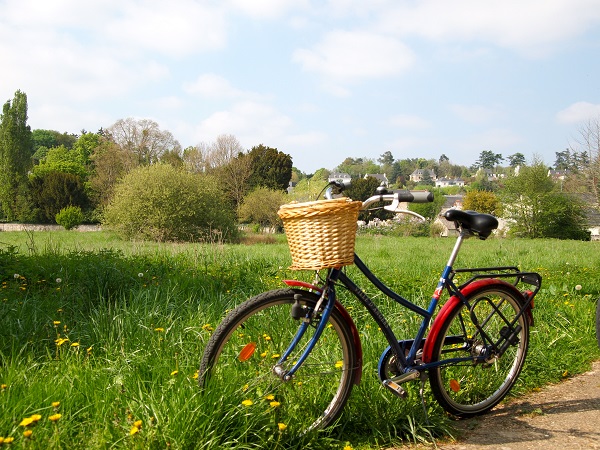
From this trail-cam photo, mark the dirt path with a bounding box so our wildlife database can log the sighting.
[399,360,600,450]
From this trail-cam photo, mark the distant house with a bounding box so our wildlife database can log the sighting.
[409,169,437,183]
[328,173,352,184]
[435,178,465,188]
[476,168,505,180]
[548,169,569,180]
[364,173,389,186]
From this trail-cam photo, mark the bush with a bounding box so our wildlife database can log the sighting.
[238,187,287,228]
[102,164,238,242]
[55,205,84,230]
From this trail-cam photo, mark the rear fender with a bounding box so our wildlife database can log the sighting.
[283,280,363,385]
[422,278,532,364]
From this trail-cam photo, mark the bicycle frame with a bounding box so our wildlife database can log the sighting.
[280,228,542,384]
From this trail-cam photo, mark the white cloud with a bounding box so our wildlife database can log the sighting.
[227,0,309,19]
[556,102,600,124]
[379,0,600,54]
[449,104,500,125]
[388,114,431,130]
[293,30,415,82]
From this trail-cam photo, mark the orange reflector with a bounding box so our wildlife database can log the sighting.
[239,342,257,361]
[449,379,461,392]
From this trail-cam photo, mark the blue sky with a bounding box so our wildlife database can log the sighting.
[2,0,600,173]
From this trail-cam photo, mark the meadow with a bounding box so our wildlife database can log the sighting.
[1,230,599,449]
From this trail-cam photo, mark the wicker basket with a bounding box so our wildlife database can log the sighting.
[277,197,362,271]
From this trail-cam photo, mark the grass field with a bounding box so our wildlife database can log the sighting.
[1,231,599,449]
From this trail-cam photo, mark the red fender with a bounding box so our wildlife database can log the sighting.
[283,280,363,385]
[422,278,531,364]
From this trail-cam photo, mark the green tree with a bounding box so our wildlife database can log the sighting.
[462,190,501,215]
[507,152,526,167]
[345,176,393,222]
[29,172,90,223]
[31,145,88,179]
[500,160,589,239]
[0,90,33,220]
[103,164,237,242]
[409,188,445,221]
[248,144,292,191]
[473,150,503,169]
[238,187,287,228]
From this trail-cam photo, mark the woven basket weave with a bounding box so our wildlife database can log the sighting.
[277,197,362,271]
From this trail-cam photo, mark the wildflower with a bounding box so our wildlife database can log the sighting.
[87,347,93,354]
[264,394,275,401]
[192,371,199,380]
[260,351,268,358]
[52,401,60,408]
[30,414,42,423]
[202,324,214,332]
[138,273,144,278]
[154,328,164,332]
[335,361,343,369]
[23,430,32,438]
[130,425,140,436]
[575,284,582,291]
[170,370,178,376]
[53,321,61,326]
[133,420,142,428]
[49,414,62,422]
[3,437,14,443]
[0,437,3,444]
[70,342,80,348]
[19,417,34,427]
[343,445,354,450]
[1,384,7,390]
[271,354,280,359]
[277,423,287,431]
[241,399,253,406]
[269,401,281,408]
[263,334,272,341]
[14,273,20,279]
[56,278,62,284]
[55,338,69,346]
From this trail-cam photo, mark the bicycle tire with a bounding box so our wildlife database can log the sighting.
[199,288,358,435]
[429,284,529,417]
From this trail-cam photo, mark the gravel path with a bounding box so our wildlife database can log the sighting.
[396,360,600,450]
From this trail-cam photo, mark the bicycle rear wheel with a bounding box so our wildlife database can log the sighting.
[429,284,529,417]
[199,288,358,436]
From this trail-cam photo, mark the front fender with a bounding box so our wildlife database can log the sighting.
[422,278,529,364]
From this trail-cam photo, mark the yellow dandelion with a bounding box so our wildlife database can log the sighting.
[264,394,275,401]
[269,401,281,408]
[1,384,7,390]
[335,360,344,369]
[130,425,140,436]
[3,437,14,443]
[241,399,253,407]
[263,334,272,341]
[49,414,62,422]
[343,445,354,450]
[87,347,93,354]
[260,351,268,358]
[30,414,42,423]
[154,327,164,332]
[277,423,287,431]
[170,370,178,376]
[271,354,280,359]
[51,401,60,408]
[70,342,80,347]
[0,437,3,444]
[19,417,34,427]
[242,384,249,392]
[202,324,214,331]
[53,321,61,326]
[23,429,33,438]
[133,420,142,428]
[55,338,69,346]
[192,371,199,380]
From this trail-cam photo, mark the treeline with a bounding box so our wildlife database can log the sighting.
[0,90,597,241]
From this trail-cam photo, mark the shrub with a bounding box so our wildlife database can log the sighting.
[238,187,287,229]
[102,164,238,242]
[55,205,84,230]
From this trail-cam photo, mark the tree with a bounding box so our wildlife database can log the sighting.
[31,145,88,179]
[473,150,503,170]
[507,153,526,167]
[238,187,287,228]
[0,90,33,220]
[248,144,292,191]
[29,171,90,223]
[378,151,394,166]
[345,176,392,222]
[103,164,237,242]
[571,117,600,203]
[462,190,501,215]
[106,118,181,165]
[500,160,589,239]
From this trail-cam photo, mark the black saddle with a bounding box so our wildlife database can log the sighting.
[444,209,498,240]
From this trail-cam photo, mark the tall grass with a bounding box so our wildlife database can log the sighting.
[0,231,599,449]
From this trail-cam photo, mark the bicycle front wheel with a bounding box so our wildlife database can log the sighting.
[199,288,358,436]
[429,284,529,417]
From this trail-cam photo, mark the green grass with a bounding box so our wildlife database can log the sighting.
[0,231,599,449]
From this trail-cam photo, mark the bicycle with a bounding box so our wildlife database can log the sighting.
[199,182,542,434]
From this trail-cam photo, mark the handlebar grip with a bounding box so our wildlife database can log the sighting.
[396,190,434,203]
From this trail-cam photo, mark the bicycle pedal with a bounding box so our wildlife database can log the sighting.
[383,379,408,398]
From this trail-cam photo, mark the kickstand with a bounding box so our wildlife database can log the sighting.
[419,377,430,425]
